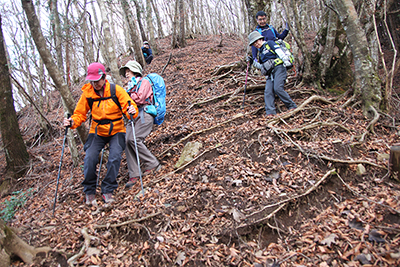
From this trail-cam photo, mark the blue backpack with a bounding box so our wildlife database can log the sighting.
[143,73,166,125]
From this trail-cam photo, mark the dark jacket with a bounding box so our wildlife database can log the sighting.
[257,40,280,64]
[251,24,289,60]
[141,46,153,59]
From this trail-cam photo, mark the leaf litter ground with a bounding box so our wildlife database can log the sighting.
[2,35,400,266]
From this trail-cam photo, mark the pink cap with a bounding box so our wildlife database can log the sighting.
[86,63,106,81]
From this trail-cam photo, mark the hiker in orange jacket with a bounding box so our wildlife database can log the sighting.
[64,62,138,206]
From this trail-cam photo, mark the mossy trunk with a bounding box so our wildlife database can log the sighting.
[333,0,382,117]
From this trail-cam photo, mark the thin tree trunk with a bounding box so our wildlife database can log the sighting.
[21,0,88,144]
[146,0,158,54]
[77,1,94,67]
[178,0,186,47]
[198,0,209,35]
[150,0,164,39]
[284,0,314,82]
[319,9,338,83]
[50,0,64,74]
[188,0,198,35]
[0,16,29,180]
[132,0,148,42]
[97,0,122,86]
[171,0,179,48]
[119,0,146,66]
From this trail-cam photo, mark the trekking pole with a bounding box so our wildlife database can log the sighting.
[96,148,105,187]
[242,61,250,108]
[128,101,145,197]
[53,113,71,216]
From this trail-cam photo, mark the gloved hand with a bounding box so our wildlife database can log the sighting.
[285,22,289,31]
[246,56,253,65]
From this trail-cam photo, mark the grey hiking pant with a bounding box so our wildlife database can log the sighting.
[264,64,297,115]
[82,133,126,195]
[126,111,159,178]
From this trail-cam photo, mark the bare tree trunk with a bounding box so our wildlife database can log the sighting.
[171,0,179,48]
[146,0,158,54]
[284,0,314,82]
[178,0,186,47]
[21,0,88,144]
[97,0,122,85]
[319,9,338,84]
[119,0,145,66]
[52,1,79,166]
[0,16,29,180]
[150,0,164,39]
[76,1,94,67]
[332,0,382,116]
[49,0,64,74]
[198,0,209,35]
[132,0,148,42]
[188,0,199,35]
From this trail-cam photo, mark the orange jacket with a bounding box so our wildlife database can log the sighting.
[71,81,138,137]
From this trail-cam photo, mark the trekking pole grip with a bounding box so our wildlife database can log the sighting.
[128,101,134,121]
[64,113,71,135]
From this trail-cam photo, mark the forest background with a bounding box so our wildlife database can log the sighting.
[0,0,399,266]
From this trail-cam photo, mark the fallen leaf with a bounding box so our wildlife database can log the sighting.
[231,208,245,222]
[320,233,337,247]
[368,229,385,243]
[175,251,186,266]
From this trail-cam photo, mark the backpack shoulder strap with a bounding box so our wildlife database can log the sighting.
[87,98,94,110]
[86,83,122,111]
[145,75,156,105]
[268,25,277,39]
[109,83,122,111]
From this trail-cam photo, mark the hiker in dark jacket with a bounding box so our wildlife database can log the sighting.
[247,31,296,116]
[141,41,153,65]
[251,11,289,62]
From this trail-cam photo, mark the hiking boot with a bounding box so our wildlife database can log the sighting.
[85,194,98,207]
[143,164,162,176]
[125,177,139,189]
[102,193,115,204]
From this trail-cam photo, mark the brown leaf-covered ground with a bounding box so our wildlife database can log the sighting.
[2,34,400,266]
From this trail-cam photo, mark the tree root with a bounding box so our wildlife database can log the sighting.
[67,228,99,267]
[353,105,380,142]
[268,125,385,169]
[211,61,243,76]
[0,222,51,266]
[93,212,161,229]
[234,169,337,230]
[185,91,234,110]
[336,173,400,214]
[67,212,161,266]
[159,110,259,157]
[150,142,231,187]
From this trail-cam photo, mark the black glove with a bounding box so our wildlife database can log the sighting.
[246,56,253,65]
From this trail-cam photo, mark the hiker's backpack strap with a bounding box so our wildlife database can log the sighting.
[256,26,277,40]
[145,76,156,105]
[268,25,277,39]
[86,84,122,111]
[109,83,122,111]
